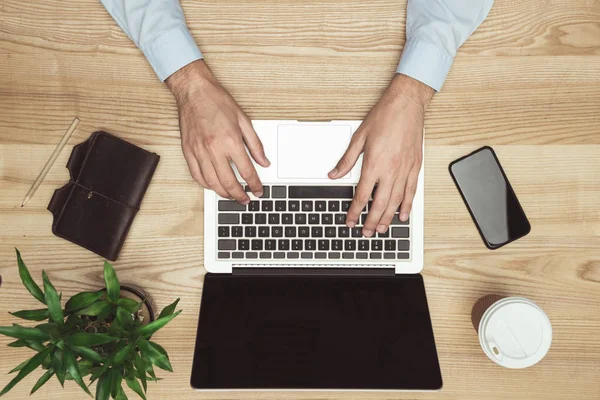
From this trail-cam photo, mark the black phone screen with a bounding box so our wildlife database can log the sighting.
[449,146,530,249]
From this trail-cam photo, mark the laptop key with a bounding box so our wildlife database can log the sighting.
[285,227,296,237]
[344,240,356,251]
[292,239,303,250]
[218,227,230,237]
[322,214,333,224]
[246,185,270,198]
[338,227,350,237]
[302,201,313,211]
[295,213,307,224]
[246,252,258,259]
[360,214,367,225]
[255,213,267,224]
[232,226,243,237]
[274,252,285,259]
[391,214,409,225]
[325,227,336,237]
[315,252,327,259]
[218,239,236,250]
[308,213,319,224]
[341,201,352,211]
[218,214,239,224]
[385,240,396,251]
[311,227,323,237]
[272,226,283,237]
[272,186,286,198]
[299,226,310,237]
[265,240,276,250]
[241,213,253,224]
[262,201,273,211]
[315,201,326,211]
[328,252,341,259]
[289,186,353,199]
[238,239,250,251]
[218,201,246,211]
[372,240,383,251]
[218,252,230,259]
[232,252,244,259]
[391,227,409,238]
[332,240,342,251]
[282,213,293,224]
[342,252,354,259]
[301,252,313,259]
[356,252,368,259]
[318,240,329,250]
[260,252,272,259]
[269,214,280,224]
[384,253,395,259]
[289,201,300,211]
[335,213,346,224]
[328,201,340,211]
[244,226,257,237]
[251,240,263,251]
[278,239,290,250]
[370,253,382,259]
[258,226,269,237]
[275,201,286,211]
[351,227,362,237]
[397,240,410,251]
[358,240,369,251]
[287,252,299,259]
[397,252,410,259]
[305,239,316,250]
[377,229,389,238]
[249,201,260,211]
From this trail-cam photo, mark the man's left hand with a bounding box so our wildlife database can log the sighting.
[329,74,434,237]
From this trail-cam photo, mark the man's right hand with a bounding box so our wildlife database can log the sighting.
[166,60,270,204]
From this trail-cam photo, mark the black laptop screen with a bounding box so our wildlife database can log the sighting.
[190,273,442,390]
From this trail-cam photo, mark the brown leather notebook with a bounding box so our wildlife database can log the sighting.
[48,131,159,260]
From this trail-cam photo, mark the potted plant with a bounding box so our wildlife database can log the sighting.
[0,249,181,399]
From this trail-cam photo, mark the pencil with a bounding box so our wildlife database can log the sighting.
[21,117,80,207]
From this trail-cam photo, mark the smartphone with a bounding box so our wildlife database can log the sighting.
[449,146,530,249]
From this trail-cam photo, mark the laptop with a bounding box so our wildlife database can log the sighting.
[192,120,442,390]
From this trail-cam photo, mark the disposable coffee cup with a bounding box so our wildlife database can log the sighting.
[471,295,552,369]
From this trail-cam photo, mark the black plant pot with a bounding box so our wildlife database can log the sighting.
[120,284,156,325]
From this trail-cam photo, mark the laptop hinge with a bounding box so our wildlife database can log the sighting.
[232,267,395,277]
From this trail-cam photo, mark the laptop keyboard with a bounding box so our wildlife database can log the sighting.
[216,186,410,261]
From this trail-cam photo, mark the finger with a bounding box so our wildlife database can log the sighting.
[377,178,407,233]
[399,167,420,221]
[182,148,208,187]
[362,179,393,237]
[328,132,365,179]
[239,116,270,168]
[213,153,250,204]
[346,168,376,231]
[230,144,264,197]
[197,150,230,199]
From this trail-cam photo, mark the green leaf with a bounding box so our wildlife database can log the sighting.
[77,299,111,317]
[136,311,181,337]
[10,308,50,321]
[15,248,46,304]
[42,271,64,327]
[113,344,133,365]
[134,353,147,392]
[157,298,180,320]
[111,367,123,398]
[117,298,140,314]
[70,345,105,363]
[115,386,129,400]
[95,374,111,400]
[125,376,147,400]
[0,346,51,397]
[109,318,124,335]
[8,358,29,374]
[30,367,55,395]
[77,360,93,377]
[68,332,118,347]
[51,349,66,387]
[103,261,120,303]
[116,307,134,330]
[0,326,50,341]
[65,291,105,312]
[137,339,172,372]
[35,323,61,339]
[64,346,92,397]
[145,363,157,381]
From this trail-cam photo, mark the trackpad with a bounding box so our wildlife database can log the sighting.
[277,124,352,179]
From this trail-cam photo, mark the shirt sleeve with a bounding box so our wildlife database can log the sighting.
[397,0,494,91]
[100,0,203,82]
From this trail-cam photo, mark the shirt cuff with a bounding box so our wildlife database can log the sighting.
[396,39,454,92]
[141,25,203,82]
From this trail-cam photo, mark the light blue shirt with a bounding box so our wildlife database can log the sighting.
[100,0,494,91]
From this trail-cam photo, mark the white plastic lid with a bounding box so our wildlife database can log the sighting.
[478,297,552,369]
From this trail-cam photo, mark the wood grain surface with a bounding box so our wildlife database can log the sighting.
[1,0,599,399]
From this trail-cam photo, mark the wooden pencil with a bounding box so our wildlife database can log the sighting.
[21,117,80,207]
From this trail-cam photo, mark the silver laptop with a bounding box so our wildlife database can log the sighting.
[204,120,424,274]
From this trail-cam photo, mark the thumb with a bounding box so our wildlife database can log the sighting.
[239,117,270,168]
[329,134,365,179]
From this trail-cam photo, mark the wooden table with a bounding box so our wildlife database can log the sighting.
[1,0,599,399]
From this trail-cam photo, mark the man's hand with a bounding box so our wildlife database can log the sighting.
[329,74,434,237]
[166,60,270,204]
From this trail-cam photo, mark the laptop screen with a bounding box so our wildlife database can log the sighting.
[191,273,442,390]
